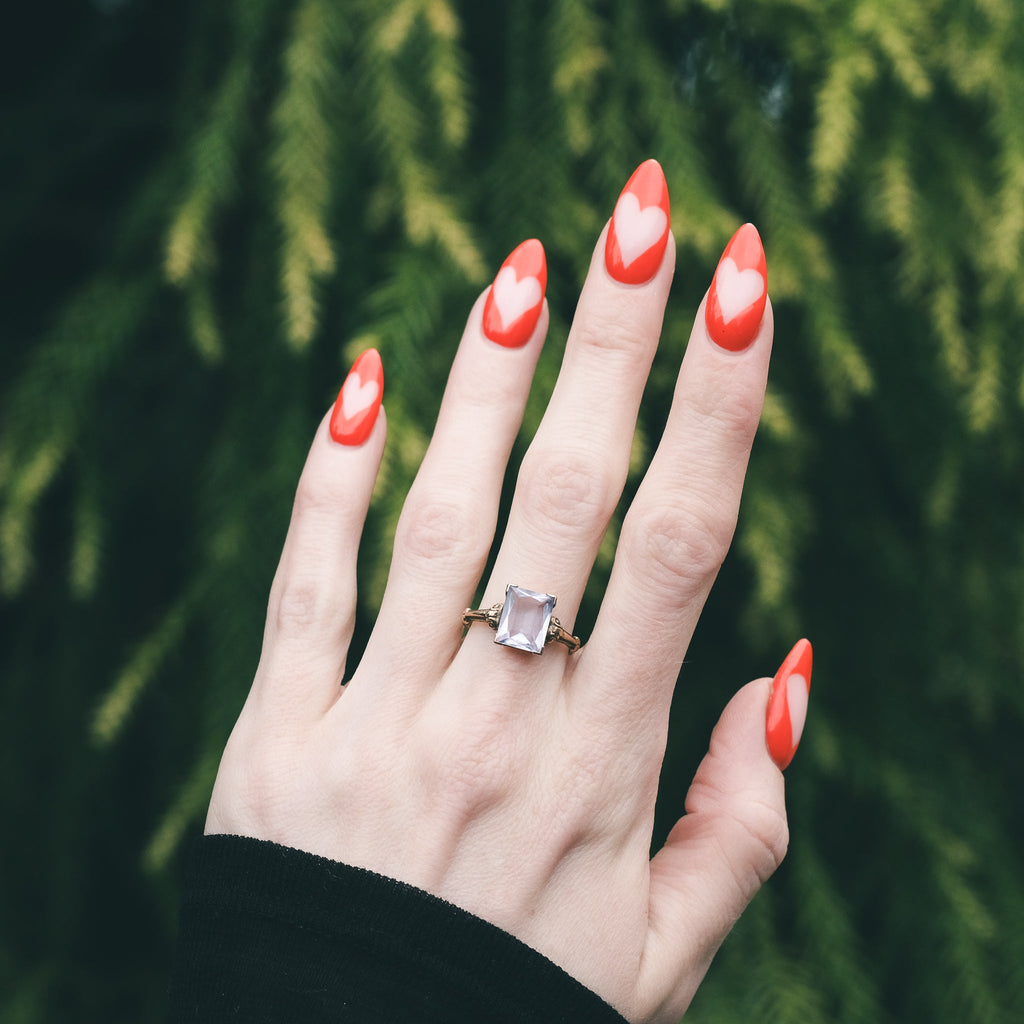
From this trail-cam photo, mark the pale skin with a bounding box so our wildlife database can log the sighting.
[206,221,785,1023]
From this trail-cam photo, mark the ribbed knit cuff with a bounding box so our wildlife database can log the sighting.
[167,834,630,1024]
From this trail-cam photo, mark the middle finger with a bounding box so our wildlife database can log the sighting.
[463,160,675,662]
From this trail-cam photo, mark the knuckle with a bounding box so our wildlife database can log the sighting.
[701,386,765,443]
[291,472,343,525]
[415,704,517,822]
[624,502,736,598]
[457,365,528,412]
[396,491,491,567]
[573,303,650,357]
[548,749,622,838]
[731,800,790,884]
[518,448,621,534]
[269,569,355,644]
[272,579,327,634]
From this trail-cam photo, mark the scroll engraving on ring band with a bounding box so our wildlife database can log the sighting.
[462,584,581,655]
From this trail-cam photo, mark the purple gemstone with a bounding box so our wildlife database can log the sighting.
[494,586,555,654]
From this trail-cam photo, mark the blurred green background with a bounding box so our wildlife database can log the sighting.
[2,0,1023,1020]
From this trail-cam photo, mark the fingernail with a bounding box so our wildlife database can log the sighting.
[705,223,768,351]
[765,638,812,770]
[329,348,383,446]
[482,238,547,348]
[604,159,671,285]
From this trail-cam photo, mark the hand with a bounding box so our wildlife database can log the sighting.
[205,160,811,1023]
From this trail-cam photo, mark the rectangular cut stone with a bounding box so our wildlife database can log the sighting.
[494,585,555,654]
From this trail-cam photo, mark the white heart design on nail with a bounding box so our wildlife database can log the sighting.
[715,257,765,323]
[491,266,542,330]
[786,672,809,744]
[341,374,380,419]
[613,192,668,269]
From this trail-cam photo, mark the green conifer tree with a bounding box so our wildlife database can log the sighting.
[2,1,1022,1020]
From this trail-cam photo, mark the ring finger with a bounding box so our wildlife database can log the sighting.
[358,239,550,695]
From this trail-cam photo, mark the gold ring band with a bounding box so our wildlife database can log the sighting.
[462,585,581,655]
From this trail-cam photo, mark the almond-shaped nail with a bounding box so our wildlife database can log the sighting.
[329,348,383,446]
[705,223,768,351]
[765,638,812,770]
[482,239,547,348]
[604,159,671,285]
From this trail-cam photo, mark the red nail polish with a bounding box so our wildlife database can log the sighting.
[482,239,547,348]
[604,159,671,285]
[765,638,812,770]
[705,223,768,351]
[330,349,383,446]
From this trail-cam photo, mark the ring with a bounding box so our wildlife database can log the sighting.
[463,584,581,655]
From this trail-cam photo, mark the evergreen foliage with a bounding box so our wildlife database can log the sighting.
[2,0,1022,1020]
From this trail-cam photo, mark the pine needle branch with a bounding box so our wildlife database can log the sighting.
[271,0,343,349]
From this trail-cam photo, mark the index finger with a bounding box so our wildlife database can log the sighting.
[575,224,773,728]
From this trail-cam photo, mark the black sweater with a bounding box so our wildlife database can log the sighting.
[167,835,630,1023]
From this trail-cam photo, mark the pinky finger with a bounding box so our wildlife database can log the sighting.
[255,350,386,720]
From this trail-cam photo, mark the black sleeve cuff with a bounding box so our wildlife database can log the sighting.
[167,834,630,1023]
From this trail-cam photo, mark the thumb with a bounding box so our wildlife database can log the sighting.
[638,640,813,1019]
